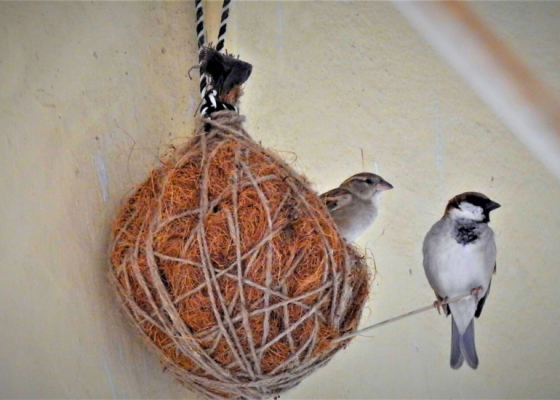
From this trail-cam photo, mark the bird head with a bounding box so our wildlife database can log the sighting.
[445,192,501,223]
[340,172,393,201]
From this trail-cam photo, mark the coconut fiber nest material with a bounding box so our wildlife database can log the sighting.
[109,111,370,399]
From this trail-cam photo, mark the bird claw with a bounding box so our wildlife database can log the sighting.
[433,300,441,315]
[471,286,483,302]
[433,297,449,315]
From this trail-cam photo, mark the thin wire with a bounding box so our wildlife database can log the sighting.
[333,291,473,343]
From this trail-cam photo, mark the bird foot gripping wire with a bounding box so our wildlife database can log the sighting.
[433,297,449,315]
[470,285,483,302]
[432,286,483,316]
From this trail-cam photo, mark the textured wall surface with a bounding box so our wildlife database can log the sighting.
[1,1,560,398]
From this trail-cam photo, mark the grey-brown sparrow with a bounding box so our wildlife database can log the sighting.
[423,192,500,369]
[320,173,393,243]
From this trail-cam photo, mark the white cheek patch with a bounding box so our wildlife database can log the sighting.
[450,202,484,221]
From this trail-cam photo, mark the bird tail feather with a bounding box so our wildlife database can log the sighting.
[450,317,464,369]
[460,319,479,369]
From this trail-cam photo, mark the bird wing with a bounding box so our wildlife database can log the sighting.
[422,219,449,298]
[475,277,492,318]
[320,187,353,212]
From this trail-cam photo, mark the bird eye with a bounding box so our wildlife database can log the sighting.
[365,178,373,184]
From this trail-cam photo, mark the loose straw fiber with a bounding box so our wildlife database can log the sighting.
[109,111,370,399]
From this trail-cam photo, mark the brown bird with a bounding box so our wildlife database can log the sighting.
[320,173,393,242]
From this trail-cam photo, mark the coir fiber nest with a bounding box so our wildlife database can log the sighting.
[109,111,370,399]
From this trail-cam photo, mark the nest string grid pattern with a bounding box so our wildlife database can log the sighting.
[109,111,370,399]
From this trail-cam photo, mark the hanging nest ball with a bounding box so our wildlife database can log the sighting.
[109,113,370,398]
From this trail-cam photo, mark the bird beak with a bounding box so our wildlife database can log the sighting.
[377,180,394,191]
[486,200,501,211]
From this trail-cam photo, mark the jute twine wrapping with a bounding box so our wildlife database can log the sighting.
[109,111,370,399]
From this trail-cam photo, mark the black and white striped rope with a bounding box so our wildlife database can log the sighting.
[195,0,208,98]
[194,0,236,119]
[216,0,231,53]
[200,89,237,118]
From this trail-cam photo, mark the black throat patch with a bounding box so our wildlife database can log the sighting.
[454,219,484,245]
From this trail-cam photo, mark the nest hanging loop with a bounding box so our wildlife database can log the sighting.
[195,0,251,119]
[109,2,371,399]
[200,47,252,109]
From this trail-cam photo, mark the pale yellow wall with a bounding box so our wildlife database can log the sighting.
[1,1,560,399]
